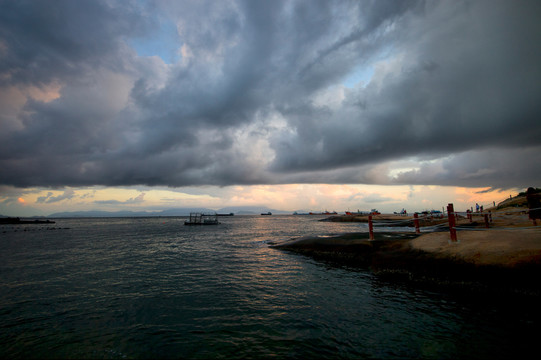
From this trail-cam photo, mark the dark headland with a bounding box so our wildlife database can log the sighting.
[0,217,55,224]
[271,192,541,295]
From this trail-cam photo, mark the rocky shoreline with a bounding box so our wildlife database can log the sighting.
[270,227,541,296]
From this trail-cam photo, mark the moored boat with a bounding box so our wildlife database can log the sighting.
[345,209,380,216]
[184,213,220,225]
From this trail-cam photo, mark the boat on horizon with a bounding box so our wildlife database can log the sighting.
[261,212,272,215]
[308,211,338,215]
[345,209,380,216]
[345,210,368,216]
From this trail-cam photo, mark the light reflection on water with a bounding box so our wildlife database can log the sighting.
[0,215,539,359]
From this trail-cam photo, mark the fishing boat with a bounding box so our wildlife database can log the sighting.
[261,212,272,215]
[184,213,220,225]
[345,210,368,216]
[344,209,380,216]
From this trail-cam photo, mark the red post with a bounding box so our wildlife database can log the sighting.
[467,210,472,222]
[368,215,374,240]
[414,213,420,234]
[447,203,457,242]
[484,214,489,228]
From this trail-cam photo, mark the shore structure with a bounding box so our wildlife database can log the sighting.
[184,212,220,225]
[271,203,541,295]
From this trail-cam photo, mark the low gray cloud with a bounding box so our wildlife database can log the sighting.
[95,192,145,205]
[391,147,541,189]
[0,0,540,191]
[36,189,75,203]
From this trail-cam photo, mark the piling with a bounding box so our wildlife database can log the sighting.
[447,203,457,242]
[368,215,374,240]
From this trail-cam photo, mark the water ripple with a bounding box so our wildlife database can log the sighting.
[1,216,539,359]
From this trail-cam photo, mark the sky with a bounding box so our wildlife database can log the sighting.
[1,0,540,216]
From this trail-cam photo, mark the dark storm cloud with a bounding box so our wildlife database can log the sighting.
[0,0,540,190]
[391,148,541,190]
[270,0,541,173]
[0,0,153,85]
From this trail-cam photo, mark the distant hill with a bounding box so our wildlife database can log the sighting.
[216,206,290,215]
[48,208,214,218]
[1,214,49,219]
[495,187,540,210]
[154,208,215,216]
[48,210,152,218]
[47,206,291,217]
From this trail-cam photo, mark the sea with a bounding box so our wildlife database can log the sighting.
[0,215,539,359]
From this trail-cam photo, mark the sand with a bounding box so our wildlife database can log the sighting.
[279,208,541,266]
[411,207,541,267]
[272,208,541,293]
[411,229,541,267]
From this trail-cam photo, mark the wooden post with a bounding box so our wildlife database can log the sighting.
[467,210,472,222]
[526,188,540,226]
[368,215,374,240]
[484,214,489,228]
[447,203,457,242]
[414,213,420,234]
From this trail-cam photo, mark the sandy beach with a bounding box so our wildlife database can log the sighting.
[411,229,541,267]
[272,207,541,294]
[411,207,541,267]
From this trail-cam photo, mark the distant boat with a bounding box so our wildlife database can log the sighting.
[425,210,443,218]
[308,211,337,215]
[217,213,235,216]
[184,213,220,225]
[345,209,379,216]
[345,210,368,216]
[261,212,272,215]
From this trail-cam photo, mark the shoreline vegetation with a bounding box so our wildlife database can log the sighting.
[271,192,541,295]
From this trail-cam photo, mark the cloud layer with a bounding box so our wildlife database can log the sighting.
[1,0,540,190]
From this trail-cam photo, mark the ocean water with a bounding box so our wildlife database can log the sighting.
[0,215,539,359]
